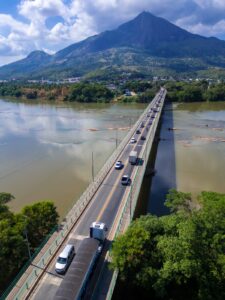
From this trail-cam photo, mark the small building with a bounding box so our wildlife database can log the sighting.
[125,89,132,96]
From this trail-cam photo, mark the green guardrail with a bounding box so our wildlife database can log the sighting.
[0,226,57,300]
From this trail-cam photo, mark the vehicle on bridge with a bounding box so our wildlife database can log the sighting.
[141,135,146,141]
[55,222,107,300]
[136,129,141,134]
[55,244,75,274]
[121,175,131,186]
[130,137,136,144]
[129,150,138,165]
[115,160,123,170]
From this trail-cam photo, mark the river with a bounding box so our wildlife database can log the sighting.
[148,101,225,216]
[0,99,146,217]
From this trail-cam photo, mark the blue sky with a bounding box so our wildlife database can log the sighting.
[1,0,225,66]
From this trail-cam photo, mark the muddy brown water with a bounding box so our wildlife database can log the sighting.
[0,99,147,217]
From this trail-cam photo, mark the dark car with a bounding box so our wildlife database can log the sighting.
[141,135,146,140]
[121,175,131,186]
[136,129,141,134]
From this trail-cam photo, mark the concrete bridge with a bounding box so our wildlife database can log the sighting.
[4,88,166,300]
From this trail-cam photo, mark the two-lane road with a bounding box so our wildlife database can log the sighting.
[31,90,165,300]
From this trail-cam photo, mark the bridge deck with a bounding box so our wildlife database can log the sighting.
[5,89,166,300]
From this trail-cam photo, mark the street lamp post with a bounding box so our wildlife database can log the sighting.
[24,228,32,261]
[92,151,94,182]
[22,216,32,261]
[129,118,132,129]
[115,128,118,149]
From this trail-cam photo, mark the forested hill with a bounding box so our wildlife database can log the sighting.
[2,11,225,79]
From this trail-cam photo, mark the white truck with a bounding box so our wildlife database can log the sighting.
[129,150,138,165]
[55,222,107,300]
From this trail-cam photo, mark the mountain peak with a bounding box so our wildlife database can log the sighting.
[1,11,225,79]
[136,11,154,18]
[116,10,191,48]
[27,50,51,59]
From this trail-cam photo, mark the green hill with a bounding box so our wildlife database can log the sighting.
[1,12,225,79]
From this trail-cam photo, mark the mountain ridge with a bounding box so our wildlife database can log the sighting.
[1,11,225,79]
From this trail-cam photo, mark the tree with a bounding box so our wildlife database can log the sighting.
[137,89,156,103]
[165,189,193,213]
[0,198,59,293]
[0,193,14,221]
[21,201,59,247]
[0,193,14,205]
[111,191,225,300]
[205,85,225,102]
[26,90,37,99]
[0,218,28,292]
[68,82,114,103]
[121,81,153,93]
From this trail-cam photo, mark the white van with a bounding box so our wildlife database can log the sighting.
[55,244,75,274]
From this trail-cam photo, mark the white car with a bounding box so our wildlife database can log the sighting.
[55,244,75,274]
[115,161,123,169]
[130,138,136,144]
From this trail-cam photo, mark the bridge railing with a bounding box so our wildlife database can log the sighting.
[114,91,165,235]
[4,98,154,300]
[92,90,166,300]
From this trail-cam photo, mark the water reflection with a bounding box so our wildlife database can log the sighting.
[148,102,225,216]
[0,99,146,216]
[148,104,176,216]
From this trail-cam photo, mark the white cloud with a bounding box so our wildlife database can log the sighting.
[177,18,225,38]
[1,0,225,66]
[18,0,69,20]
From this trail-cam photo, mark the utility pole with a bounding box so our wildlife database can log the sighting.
[24,228,32,261]
[129,118,132,129]
[23,215,32,261]
[115,128,118,149]
[92,151,94,182]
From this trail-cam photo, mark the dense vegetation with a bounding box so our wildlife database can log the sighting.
[118,81,160,103]
[0,82,114,102]
[0,82,67,101]
[66,82,114,103]
[166,81,225,102]
[0,193,59,294]
[2,80,225,104]
[121,80,225,103]
[111,190,225,300]
[0,83,22,98]
[121,81,154,93]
